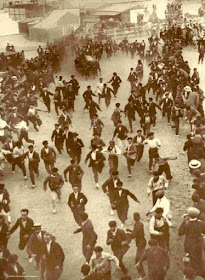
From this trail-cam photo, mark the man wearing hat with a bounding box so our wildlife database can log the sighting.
[69,132,84,164]
[43,168,64,214]
[63,83,76,114]
[137,239,170,280]
[108,72,122,98]
[133,129,145,162]
[26,223,46,276]
[90,246,120,280]
[178,207,205,272]
[149,208,171,250]
[41,141,57,175]
[102,171,121,215]
[124,98,136,133]
[51,124,64,156]
[69,75,80,96]
[84,145,105,189]
[24,145,40,188]
[106,221,130,274]
[68,185,88,226]
[74,213,97,264]
[87,98,102,121]
[58,108,72,130]
[160,92,173,125]
[112,181,140,227]
[90,133,105,151]
[64,159,84,190]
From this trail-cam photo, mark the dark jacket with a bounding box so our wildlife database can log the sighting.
[41,146,56,164]
[51,128,64,144]
[128,221,147,247]
[0,221,9,247]
[85,151,105,173]
[68,192,87,212]
[108,75,122,88]
[26,230,46,257]
[43,241,65,269]
[64,164,84,185]
[10,217,34,238]
[113,188,139,208]
[24,151,40,167]
[113,125,128,140]
[6,262,24,280]
[43,174,64,191]
[107,228,129,253]
[69,138,84,155]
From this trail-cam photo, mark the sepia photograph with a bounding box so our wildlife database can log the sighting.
[0,0,205,279]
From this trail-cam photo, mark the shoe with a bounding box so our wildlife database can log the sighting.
[175,134,179,137]
[59,154,62,157]
[12,171,15,174]
[24,176,27,180]
[52,209,57,214]
[149,170,152,174]
[48,113,51,117]
[110,209,114,216]
[168,123,171,126]
[95,183,99,189]
[28,257,33,264]
[121,223,124,228]
[128,174,132,178]
[32,185,35,188]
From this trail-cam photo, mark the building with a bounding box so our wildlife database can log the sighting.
[92,1,151,23]
[30,9,80,41]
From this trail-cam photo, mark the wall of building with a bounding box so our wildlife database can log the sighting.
[120,10,130,22]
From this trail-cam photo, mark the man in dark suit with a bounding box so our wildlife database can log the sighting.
[40,87,53,116]
[64,159,84,189]
[24,145,40,188]
[111,103,122,127]
[69,75,80,95]
[51,124,64,156]
[148,97,161,127]
[102,83,114,108]
[137,239,170,280]
[108,72,122,97]
[113,121,128,152]
[43,232,65,280]
[124,99,136,133]
[113,181,140,227]
[126,212,147,265]
[69,132,84,164]
[159,92,173,125]
[102,171,121,216]
[127,68,138,90]
[133,129,145,162]
[106,221,130,274]
[83,85,96,110]
[0,215,9,248]
[10,209,34,250]
[26,223,46,276]
[87,99,101,121]
[74,213,97,263]
[41,141,56,174]
[84,145,105,189]
[63,126,73,156]
[68,185,87,225]
[90,114,104,137]
[58,108,72,129]
[0,184,11,225]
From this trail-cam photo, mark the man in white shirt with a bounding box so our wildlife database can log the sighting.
[147,171,168,205]
[95,77,104,105]
[143,132,161,172]
[149,208,171,251]
[90,246,120,280]
[102,140,121,175]
[147,190,171,219]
